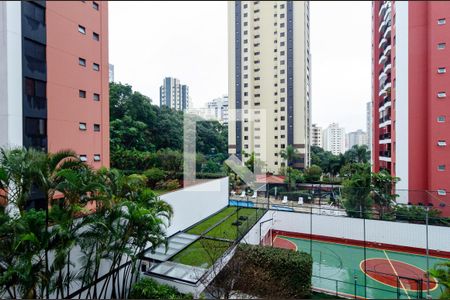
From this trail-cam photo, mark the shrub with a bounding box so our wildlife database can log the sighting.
[155,179,180,191]
[130,277,192,299]
[221,244,312,298]
[143,167,166,188]
[304,165,323,182]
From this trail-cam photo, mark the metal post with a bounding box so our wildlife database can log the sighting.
[363,216,367,299]
[310,205,313,255]
[335,280,338,297]
[354,275,358,299]
[425,207,430,298]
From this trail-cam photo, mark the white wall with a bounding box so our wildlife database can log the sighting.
[240,210,275,245]
[0,1,23,148]
[248,210,450,252]
[160,178,229,236]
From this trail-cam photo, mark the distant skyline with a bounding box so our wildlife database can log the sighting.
[109,1,371,132]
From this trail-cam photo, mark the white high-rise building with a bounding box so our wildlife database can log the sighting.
[228,1,311,173]
[311,124,322,148]
[346,129,368,150]
[207,95,229,125]
[323,123,345,155]
[159,77,189,111]
[109,64,114,83]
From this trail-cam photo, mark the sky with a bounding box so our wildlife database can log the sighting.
[109,1,371,133]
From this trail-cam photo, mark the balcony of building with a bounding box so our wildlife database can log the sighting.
[383,25,391,40]
[379,132,392,144]
[379,37,388,49]
[379,150,392,162]
[378,1,388,18]
[378,97,392,111]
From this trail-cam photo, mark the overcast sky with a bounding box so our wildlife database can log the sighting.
[109,1,371,133]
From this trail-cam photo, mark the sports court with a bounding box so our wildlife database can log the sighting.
[272,232,449,299]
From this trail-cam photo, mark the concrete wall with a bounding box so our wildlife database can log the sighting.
[160,177,229,236]
[241,210,275,245]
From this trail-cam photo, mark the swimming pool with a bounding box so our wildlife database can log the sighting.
[271,204,294,211]
[229,199,255,207]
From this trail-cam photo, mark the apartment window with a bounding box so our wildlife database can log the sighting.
[244,101,248,105]
[79,155,87,162]
[243,12,248,17]
[79,90,86,98]
[79,123,87,131]
[244,48,248,53]
[280,4,285,8]
[280,107,285,111]
[280,116,285,121]
[92,1,99,10]
[438,43,446,49]
[94,154,101,162]
[93,93,100,101]
[254,94,260,97]
[437,116,446,122]
[280,97,285,102]
[243,4,248,8]
[280,69,285,74]
[79,58,86,67]
[93,63,100,71]
[438,91,447,98]
[254,34,260,39]
[281,125,285,130]
[244,92,248,96]
[93,32,100,41]
[280,23,285,28]
[244,57,248,62]
[25,117,46,150]
[254,51,260,56]
[244,65,248,70]
[244,127,248,131]
[438,67,446,74]
[438,18,446,25]
[281,144,285,149]
[437,189,447,196]
[25,77,46,109]
[254,9,260,13]
[280,13,285,18]
[281,135,285,138]
[244,30,248,35]
[244,39,248,44]
[254,17,260,22]
[280,88,286,93]
[78,25,86,34]
[243,74,248,79]
[244,136,248,140]
[437,140,447,146]
[94,124,100,132]
[244,83,248,87]
[438,165,446,171]
[244,21,248,26]
[254,77,260,80]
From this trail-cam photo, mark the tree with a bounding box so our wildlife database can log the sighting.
[280,146,300,190]
[143,168,166,188]
[304,165,322,182]
[342,168,372,218]
[371,170,399,219]
[430,262,450,299]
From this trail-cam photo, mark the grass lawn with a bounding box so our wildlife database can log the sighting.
[153,189,174,196]
[187,207,237,235]
[206,208,265,240]
[171,238,231,268]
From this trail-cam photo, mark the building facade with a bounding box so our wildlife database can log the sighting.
[311,124,322,148]
[366,101,372,156]
[109,64,114,82]
[372,1,450,215]
[207,95,229,125]
[323,123,345,155]
[159,77,189,111]
[0,1,109,167]
[346,129,368,150]
[228,1,311,173]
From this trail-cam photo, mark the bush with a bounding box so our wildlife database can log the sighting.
[304,165,322,182]
[143,167,166,188]
[227,244,312,298]
[155,179,181,191]
[130,277,192,299]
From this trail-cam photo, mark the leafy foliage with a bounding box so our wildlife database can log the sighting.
[215,244,312,298]
[430,262,450,299]
[304,165,323,182]
[130,277,192,299]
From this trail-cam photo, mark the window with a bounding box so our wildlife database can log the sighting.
[92,1,99,10]
[93,32,100,41]
[78,25,86,34]
[93,93,100,101]
[79,123,87,131]
[244,136,248,140]
[437,189,447,196]
[438,18,446,25]
[93,63,100,71]
[438,91,447,98]
[438,165,446,171]
[437,116,446,122]
[24,39,46,74]
[79,155,87,162]
[25,77,46,109]
[79,90,86,98]
[280,13,285,18]
[438,140,447,147]
[79,58,86,67]
[94,154,101,162]
[243,12,248,17]
[438,43,446,49]
[94,124,100,132]
[438,67,446,74]
[280,23,285,28]
[244,39,248,44]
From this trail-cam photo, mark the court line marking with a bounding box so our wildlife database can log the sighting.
[273,235,298,251]
[384,250,411,299]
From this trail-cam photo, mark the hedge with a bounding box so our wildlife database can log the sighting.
[129,277,192,299]
[230,244,312,298]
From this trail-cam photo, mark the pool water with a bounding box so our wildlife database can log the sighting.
[229,200,255,207]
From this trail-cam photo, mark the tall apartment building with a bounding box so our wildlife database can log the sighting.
[228,1,311,173]
[0,1,109,167]
[159,77,189,111]
[311,124,322,148]
[373,1,450,215]
[207,95,229,125]
[323,123,345,155]
[346,129,368,150]
[366,101,372,154]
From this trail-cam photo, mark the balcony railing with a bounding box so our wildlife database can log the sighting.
[379,150,391,157]
[379,132,391,140]
[379,115,391,124]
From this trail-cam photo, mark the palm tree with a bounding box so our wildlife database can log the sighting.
[280,145,300,191]
[430,262,450,299]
